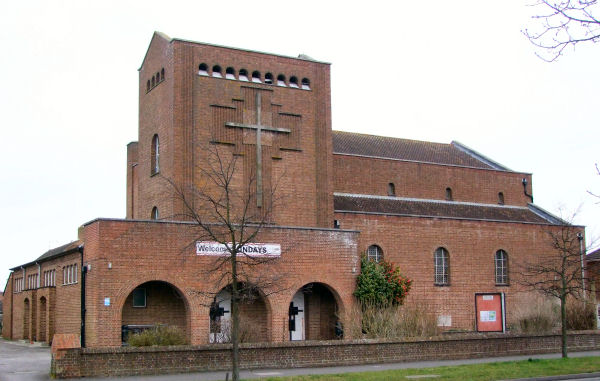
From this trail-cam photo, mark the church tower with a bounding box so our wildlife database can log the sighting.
[127,32,334,228]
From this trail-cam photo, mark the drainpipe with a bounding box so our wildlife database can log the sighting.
[9,271,14,339]
[79,245,86,348]
[522,178,533,203]
[577,233,586,303]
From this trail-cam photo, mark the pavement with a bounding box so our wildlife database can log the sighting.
[1,338,600,380]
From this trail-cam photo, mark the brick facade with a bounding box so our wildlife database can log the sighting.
[3,32,587,350]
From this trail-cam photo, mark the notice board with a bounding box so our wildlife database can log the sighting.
[475,293,505,332]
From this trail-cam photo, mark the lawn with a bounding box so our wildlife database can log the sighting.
[254,356,600,380]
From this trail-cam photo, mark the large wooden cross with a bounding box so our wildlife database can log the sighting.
[225,92,290,208]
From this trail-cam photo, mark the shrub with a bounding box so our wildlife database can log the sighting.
[566,299,596,330]
[510,293,558,334]
[214,319,265,343]
[346,301,439,339]
[127,325,187,346]
[354,256,411,307]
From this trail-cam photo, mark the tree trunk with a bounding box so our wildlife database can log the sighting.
[560,294,567,358]
[231,253,240,381]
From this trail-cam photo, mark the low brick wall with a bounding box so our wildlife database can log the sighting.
[51,332,600,378]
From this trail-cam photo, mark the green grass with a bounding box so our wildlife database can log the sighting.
[252,356,600,380]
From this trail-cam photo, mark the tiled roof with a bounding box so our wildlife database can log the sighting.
[587,248,600,261]
[36,240,82,262]
[11,240,83,270]
[332,131,494,169]
[334,194,553,224]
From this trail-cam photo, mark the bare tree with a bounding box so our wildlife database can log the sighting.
[166,144,285,381]
[523,0,600,61]
[517,211,591,358]
[588,163,600,201]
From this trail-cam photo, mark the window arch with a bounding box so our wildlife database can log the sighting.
[151,76,155,87]
[225,67,236,80]
[161,68,165,81]
[367,245,383,263]
[301,78,311,90]
[388,182,396,196]
[156,72,160,83]
[289,76,299,88]
[198,63,209,76]
[277,74,286,86]
[151,134,160,175]
[265,72,273,84]
[495,250,508,285]
[434,247,449,285]
[151,207,159,220]
[498,192,505,205]
[445,187,453,201]
[238,69,249,81]
[212,65,222,78]
[251,71,261,83]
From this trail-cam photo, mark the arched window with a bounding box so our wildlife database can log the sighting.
[151,207,159,220]
[495,250,508,285]
[434,247,449,285]
[265,72,273,84]
[388,183,396,196]
[151,134,160,175]
[199,63,209,76]
[445,187,453,201]
[277,74,286,87]
[498,192,505,205]
[252,71,261,83]
[289,76,299,88]
[301,78,311,90]
[367,245,383,263]
[151,76,155,87]
[238,69,249,81]
[161,68,165,81]
[147,80,150,92]
[212,65,222,78]
[156,72,160,83]
[225,67,236,80]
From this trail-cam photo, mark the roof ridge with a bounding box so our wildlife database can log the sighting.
[332,130,450,146]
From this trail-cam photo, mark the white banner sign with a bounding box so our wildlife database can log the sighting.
[196,241,281,257]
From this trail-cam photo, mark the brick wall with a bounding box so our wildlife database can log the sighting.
[51,332,600,378]
[335,212,578,329]
[334,154,532,206]
[2,276,12,339]
[80,218,359,347]
[133,33,333,228]
[5,252,81,343]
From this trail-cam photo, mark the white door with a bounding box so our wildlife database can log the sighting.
[210,289,231,343]
[289,291,305,341]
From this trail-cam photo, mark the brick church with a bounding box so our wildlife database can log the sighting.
[2,32,583,347]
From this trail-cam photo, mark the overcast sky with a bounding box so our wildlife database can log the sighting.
[1,1,599,287]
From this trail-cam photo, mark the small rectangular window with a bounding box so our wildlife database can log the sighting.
[132,288,147,308]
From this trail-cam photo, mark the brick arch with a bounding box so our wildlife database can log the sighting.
[210,283,272,343]
[39,296,47,343]
[117,279,192,344]
[23,298,30,340]
[288,281,345,341]
[289,281,346,317]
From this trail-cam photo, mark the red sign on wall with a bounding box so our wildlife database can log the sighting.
[475,293,504,332]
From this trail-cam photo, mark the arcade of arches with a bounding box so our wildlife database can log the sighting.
[121,280,342,344]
